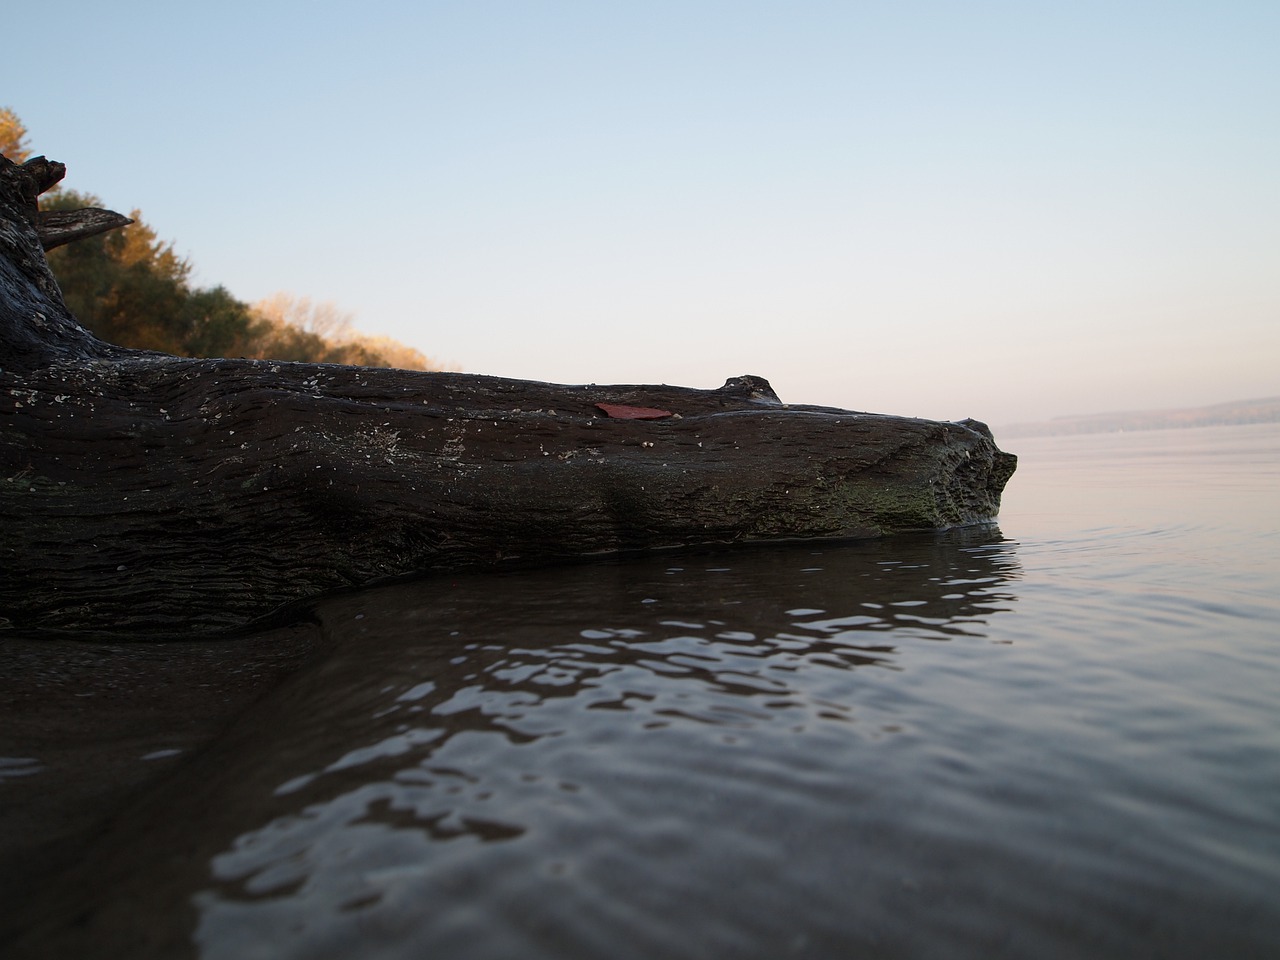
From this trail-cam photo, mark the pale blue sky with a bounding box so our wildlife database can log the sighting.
[7,1,1278,424]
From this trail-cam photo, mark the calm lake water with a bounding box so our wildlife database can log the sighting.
[9,423,1280,958]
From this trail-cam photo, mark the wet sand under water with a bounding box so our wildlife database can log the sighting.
[0,623,324,945]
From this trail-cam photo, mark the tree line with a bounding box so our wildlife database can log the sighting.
[1,108,440,370]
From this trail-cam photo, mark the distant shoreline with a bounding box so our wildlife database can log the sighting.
[994,396,1280,439]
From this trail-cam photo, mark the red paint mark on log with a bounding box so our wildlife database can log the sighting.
[595,403,674,420]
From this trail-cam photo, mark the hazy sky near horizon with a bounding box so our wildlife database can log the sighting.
[6,1,1278,424]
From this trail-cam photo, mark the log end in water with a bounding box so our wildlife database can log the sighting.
[0,155,1016,640]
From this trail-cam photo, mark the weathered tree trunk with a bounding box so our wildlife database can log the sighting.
[0,156,1016,640]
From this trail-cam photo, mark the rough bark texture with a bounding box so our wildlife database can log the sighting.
[36,207,135,251]
[0,155,1017,640]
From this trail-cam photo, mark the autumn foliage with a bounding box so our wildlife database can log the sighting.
[1,107,442,370]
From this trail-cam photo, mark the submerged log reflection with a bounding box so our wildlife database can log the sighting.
[7,531,1020,958]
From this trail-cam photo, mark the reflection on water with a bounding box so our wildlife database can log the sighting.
[186,529,1020,960]
[12,529,1031,959]
[12,426,1280,960]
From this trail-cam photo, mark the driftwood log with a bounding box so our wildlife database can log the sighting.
[0,155,1017,640]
